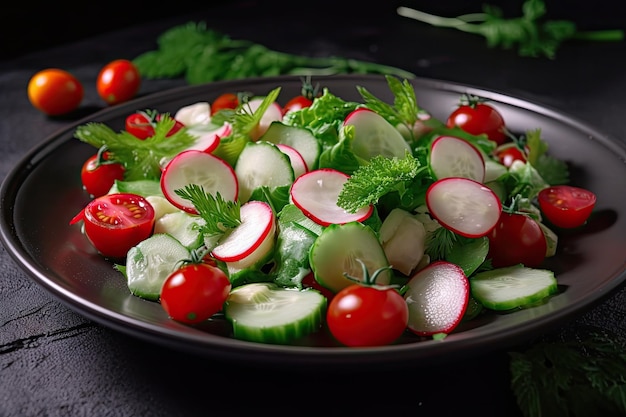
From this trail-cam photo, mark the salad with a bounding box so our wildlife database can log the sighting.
[69,75,597,347]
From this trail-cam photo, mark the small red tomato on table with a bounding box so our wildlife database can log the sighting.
[97,59,141,105]
[27,68,84,116]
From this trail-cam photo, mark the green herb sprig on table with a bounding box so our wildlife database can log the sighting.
[397,0,624,59]
[133,22,415,84]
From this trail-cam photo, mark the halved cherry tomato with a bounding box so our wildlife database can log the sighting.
[487,212,547,268]
[447,95,507,146]
[326,282,408,347]
[161,263,232,324]
[211,93,239,115]
[70,193,155,259]
[125,110,184,139]
[80,151,125,197]
[538,185,597,229]
[97,59,141,105]
[27,68,84,116]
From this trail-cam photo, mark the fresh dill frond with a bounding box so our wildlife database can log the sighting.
[424,226,457,261]
[175,184,241,236]
[337,152,425,213]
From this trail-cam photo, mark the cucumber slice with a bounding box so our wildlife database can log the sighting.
[126,233,190,301]
[153,211,206,249]
[261,121,322,171]
[470,265,558,311]
[234,140,295,203]
[223,282,327,344]
[309,221,391,293]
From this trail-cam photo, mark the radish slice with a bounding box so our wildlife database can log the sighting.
[343,108,411,160]
[212,200,275,262]
[246,98,283,141]
[276,143,308,178]
[404,260,469,336]
[430,135,485,182]
[160,150,238,214]
[426,177,501,238]
[186,122,232,153]
[290,168,373,226]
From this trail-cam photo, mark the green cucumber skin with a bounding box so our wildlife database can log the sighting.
[470,265,558,311]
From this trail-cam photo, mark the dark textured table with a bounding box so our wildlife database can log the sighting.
[2,2,625,416]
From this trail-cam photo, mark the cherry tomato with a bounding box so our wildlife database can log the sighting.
[211,93,239,115]
[27,68,84,116]
[447,96,507,146]
[326,284,408,347]
[125,110,184,139]
[487,212,547,268]
[161,263,231,324]
[70,193,155,259]
[97,59,141,105]
[80,152,125,197]
[537,185,597,229]
[283,95,313,115]
[494,143,526,168]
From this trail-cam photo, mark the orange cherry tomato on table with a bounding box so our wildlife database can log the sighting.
[27,68,84,116]
[537,185,597,229]
[97,59,141,105]
[69,193,155,259]
[161,262,232,324]
[447,95,508,146]
[80,151,125,197]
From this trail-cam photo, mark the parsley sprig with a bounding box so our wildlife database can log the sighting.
[397,0,624,59]
[73,115,195,181]
[175,184,241,236]
[133,22,415,84]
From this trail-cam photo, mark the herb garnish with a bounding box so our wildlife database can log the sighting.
[132,22,415,84]
[397,0,624,59]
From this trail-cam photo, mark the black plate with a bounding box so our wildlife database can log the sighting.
[2,74,625,369]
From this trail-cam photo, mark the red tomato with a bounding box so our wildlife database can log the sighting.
[494,144,526,167]
[211,93,239,115]
[487,212,547,268]
[161,263,231,324]
[447,97,507,145]
[70,193,155,259]
[326,284,408,347]
[27,68,84,116]
[283,95,313,115]
[537,185,596,229]
[125,110,184,139]
[97,59,141,105]
[80,152,125,197]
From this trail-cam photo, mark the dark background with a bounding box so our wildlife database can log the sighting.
[4,1,625,61]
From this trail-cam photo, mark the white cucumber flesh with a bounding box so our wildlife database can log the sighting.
[234,141,295,203]
[153,211,206,249]
[470,265,558,311]
[126,233,190,301]
[261,121,321,171]
[309,221,391,293]
[223,282,327,344]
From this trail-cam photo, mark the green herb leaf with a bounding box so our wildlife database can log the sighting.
[133,22,415,83]
[175,184,241,236]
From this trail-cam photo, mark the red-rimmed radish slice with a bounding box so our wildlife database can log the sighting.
[343,108,411,160]
[404,260,469,336]
[290,168,373,226]
[186,122,232,153]
[430,135,485,182]
[426,177,501,238]
[160,150,238,214]
[276,143,308,178]
[212,200,276,262]
[246,98,283,141]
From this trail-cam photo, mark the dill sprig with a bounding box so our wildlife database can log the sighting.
[175,184,241,236]
[397,0,624,59]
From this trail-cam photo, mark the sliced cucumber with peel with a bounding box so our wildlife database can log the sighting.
[223,282,327,344]
[260,121,321,171]
[125,233,190,301]
[470,264,558,311]
[309,221,391,294]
